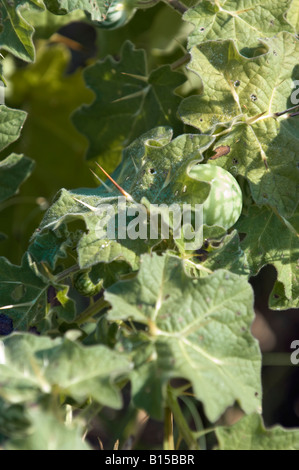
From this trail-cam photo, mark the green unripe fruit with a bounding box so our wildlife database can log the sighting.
[73,270,103,297]
[92,1,136,30]
[189,164,243,230]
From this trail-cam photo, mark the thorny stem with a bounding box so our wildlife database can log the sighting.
[212,103,299,138]
[55,264,80,282]
[163,406,175,450]
[171,53,191,70]
[183,257,213,274]
[271,207,299,239]
[273,104,299,117]
[167,385,199,450]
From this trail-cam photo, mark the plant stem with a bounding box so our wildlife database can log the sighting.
[163,406,175,450]
[167,385,199,450]
[76,296,110,325]
[171,53,191,70]
[164,0,188,15]
[274,104,299,117]
[55,264,80,282]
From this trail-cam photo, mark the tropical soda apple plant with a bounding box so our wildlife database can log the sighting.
[0,0,298,450]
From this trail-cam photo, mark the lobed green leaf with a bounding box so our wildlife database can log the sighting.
[236,205,299,309]
[0,333,132,409]
[73,41,186,169]
[216,413,299,450]
[184,0,294,55]
[0,0,44,62]
[106,253,261,421]
[179,33,299,218]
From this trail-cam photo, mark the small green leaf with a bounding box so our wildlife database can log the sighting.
[44,0,107,20]
[0,0,44,62]
[0,105,27,153]
[28,228,74,270]
[0,154,34,204]
[236,205,299,309]
[106,253,261,421]
[0,253,75,330]
[201,230,251,278]
[216,413,299,450]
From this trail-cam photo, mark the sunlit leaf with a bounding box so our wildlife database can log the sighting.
[179,33,299,218]
[0,0,44,62]
[216,413,299,450]
[0,333,131,409]
[106,253,261,421]
[184,0,294,55]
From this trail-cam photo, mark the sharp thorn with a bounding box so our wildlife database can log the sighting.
[72,196,98,211]
[130,155,139,173]
[120,72,148,82]
[89,168,113,192]
[95,163,134,201]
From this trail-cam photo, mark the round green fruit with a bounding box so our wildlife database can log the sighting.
[189,163,243,230]
[94,1,136,30]
[73,270,103,297]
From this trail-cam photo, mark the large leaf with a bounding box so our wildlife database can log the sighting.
[1,45,93,263]
[184,0,294,55]
[0,0,44,62]
[236,205,299,309]
[216,413,299,450]
[111,127,214,207]
[179,33,299,218]
[31,127,214,271]
[0,154,34,203]
[73,41,186,170]
[5,407,91,450]
[106,253,261,422]
[0,333,131,409]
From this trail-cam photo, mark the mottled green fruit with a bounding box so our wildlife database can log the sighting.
[189,163,243,230]
[92,1,136,30]
[73,270,103,297]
